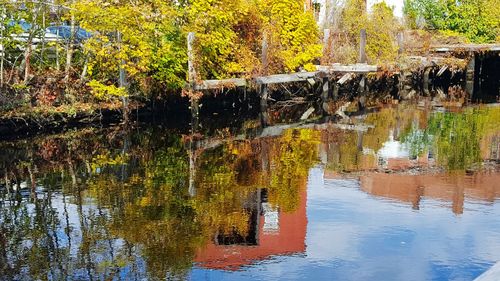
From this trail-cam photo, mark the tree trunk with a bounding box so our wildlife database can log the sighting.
[23,41,32,84]
[80,54,89,80]
[56,29,60,71]
[41,12,46,65]
[117,31,129,123]
[0,7,4,87]
[65,14,76,82]
[1,44,4,87]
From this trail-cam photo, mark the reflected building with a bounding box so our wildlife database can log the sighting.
[358,172,500,215]
[322,124,500,215]
[195,187,308,270]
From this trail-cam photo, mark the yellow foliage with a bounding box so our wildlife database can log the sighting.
[87,80,128,101]
[335,0,399,64]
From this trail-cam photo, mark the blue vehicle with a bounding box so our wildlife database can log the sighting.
[5,20,62,44]
[46,26,92,44]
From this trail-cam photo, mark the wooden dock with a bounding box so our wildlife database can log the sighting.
[187,29,500,126]
[193,63,380,91]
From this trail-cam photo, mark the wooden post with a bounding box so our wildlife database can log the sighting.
[397,31,404,55]
[187,32,200,129]
[423,67,431,96]
[188,146,196,197]
[477,55,483,90]
[398,71,408,99]
[332,81,339,101]
[187,32,197,85]
[358,29,367,63]
[465,54,475,96]
[261,33,268,75]
[322,28,331,62]
[358,75,367,109]
[321,77,330,115]
[259,84,269,126]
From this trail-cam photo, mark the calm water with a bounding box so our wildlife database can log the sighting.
[1,104,499,281]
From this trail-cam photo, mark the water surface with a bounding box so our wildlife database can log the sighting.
[1,104,499,280]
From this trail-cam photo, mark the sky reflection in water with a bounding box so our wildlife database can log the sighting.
[1,104,499,281]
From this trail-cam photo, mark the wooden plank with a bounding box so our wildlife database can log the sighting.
[300,107,315,120]
[432,44,500,53]
[466,55,475,95]
[406,56,467,67]
[194,78,247,90]
[331,63,378,73]
[338,73,353,85]
[316,64,379,73]
[255,72,318,85]
[194,63,379,90]
[436,65,448,76]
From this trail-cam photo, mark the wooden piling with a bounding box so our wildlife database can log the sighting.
[322,28,331,62]
[423,67,431,96]
[260,84,270,126]
[397,31,404,55]
[187,32,197,85]
[358,29,367,63]
[465,54,475,95]
[332,81,339,101]
[187,32,200,128]
[321,77,330,115]
[358,75,367,109]
[261,33,268,75]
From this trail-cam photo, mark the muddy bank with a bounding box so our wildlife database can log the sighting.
[0,107,123,140]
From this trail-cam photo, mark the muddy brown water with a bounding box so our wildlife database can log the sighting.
[0,103,499,280]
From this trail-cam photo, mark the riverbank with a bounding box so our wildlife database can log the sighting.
[0,100,125,139]
[1,42,499,139]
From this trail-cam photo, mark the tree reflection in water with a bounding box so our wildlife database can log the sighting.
[1,104,499,280]
[0,125,320,280]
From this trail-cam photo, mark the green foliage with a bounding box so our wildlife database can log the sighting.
[366,3,398,62]
[427,106,500,170]
[404,0,500,43]
[0,4,24,49]
[401,106,500,170]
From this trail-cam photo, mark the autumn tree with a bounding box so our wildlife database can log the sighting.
[337,0,399,64]
[261,0,322,72]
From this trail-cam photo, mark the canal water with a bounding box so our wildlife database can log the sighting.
[0,103,499,280]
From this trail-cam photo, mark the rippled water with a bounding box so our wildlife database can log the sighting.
[1,104,499,280]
